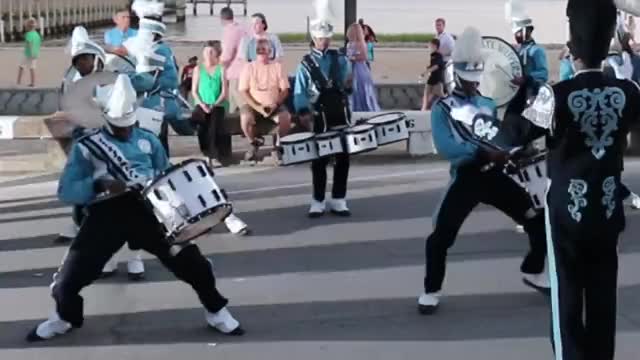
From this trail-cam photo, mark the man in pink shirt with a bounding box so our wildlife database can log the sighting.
[239,39,292,162]
[220,7,248,113]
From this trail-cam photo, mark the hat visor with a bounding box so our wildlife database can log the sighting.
[104,111,137,128]
[455,70,483,83]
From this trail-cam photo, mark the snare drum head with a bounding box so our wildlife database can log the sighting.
[347,124,374,133]
[316,130,340,139]
[478,37,524,108]
[281,132,315,143]
[367,112,406,125]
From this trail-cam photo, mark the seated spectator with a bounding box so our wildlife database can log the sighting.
[239,39,292,162]
[104,8,137,57]
[191,41,228,165]
[239,13,284,63]
[181,56,198,99]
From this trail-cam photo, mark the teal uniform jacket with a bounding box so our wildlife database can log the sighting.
[58,127,169,206]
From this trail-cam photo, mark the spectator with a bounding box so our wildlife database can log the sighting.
[434,18,455,62]
[238,39,292,162]
[346,23,380,112]
[421,38,446,110]
[180,56,198,98]
[104,8,137,56]
[558,43,574,82]
[191,41,228,164]
[220,6,248,114]
[17,18,41,87]
[358,18,378,43]
[363,25,376,67]
[239,13,284,63]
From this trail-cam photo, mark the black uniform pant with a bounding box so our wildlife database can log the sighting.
[192,105,226,159]
[311,154,350,202]
[424,166,547,293]
[546,209,619,360]
[51,191,228,327]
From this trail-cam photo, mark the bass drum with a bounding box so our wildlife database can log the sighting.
[445,37,524,109]
[104,53,136,73]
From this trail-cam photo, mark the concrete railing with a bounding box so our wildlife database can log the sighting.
[0,0,129,42]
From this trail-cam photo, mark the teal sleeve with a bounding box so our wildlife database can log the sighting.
[57,143,97,205]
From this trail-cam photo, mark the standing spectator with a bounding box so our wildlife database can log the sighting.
[358,18,378,67]
[17,18,41,87]
[434,18,455,62]
[421,38,445,110]
[238,39,292,162]
[104,8,137,56]
[558,43,574,82]
[180,56,198,99]
[357,18,377,43]
[191,42,227,162]
[346,23,380,112]
[239,13,284,63]
[220,7,248,114]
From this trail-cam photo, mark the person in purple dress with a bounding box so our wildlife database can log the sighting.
[346,23,380,112]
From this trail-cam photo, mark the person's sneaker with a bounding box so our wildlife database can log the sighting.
[522,271,551,296]
[308,199,326,218]
[624,192,640,210]
[25,312,72,342]
[205,307,245,336]
[127,255,145,281]
[328,198,351,217]
[101,257,118,278]
[224,213,250,235]
[417,292,441,315]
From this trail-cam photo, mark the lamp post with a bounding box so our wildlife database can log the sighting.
[344,0,357,45]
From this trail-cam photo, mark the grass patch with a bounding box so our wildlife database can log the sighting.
[277,32,434,43]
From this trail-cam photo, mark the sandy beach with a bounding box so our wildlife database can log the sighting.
[0,45,563,88]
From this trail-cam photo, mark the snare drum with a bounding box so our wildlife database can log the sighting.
[143,159,232,244]
[507,152,548,209]
[315,131,344,157]
[344,124,378,155]
[366,112,409,145]
[280,132,319,165]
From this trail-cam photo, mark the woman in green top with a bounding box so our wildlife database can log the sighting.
[191,40,229,161]
[17,18,42,87]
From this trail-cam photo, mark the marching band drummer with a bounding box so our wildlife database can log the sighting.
[417,27,549,315]
[516,1,640,357]
[55,26,106,245]
[26,74,244,342]
[130,0,194,155]
[293,6,354,218]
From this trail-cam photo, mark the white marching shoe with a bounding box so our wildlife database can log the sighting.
[308,199,326,218]
[417,292,441,315]
[624,192,640,210]
[127,252,145,281]
[224,213,250,235]
[205,307,245,336]
[328,198,351,217]
[522,265,551,296]
[26,311,72,342]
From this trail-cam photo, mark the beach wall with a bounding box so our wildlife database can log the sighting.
[0,0,130,42]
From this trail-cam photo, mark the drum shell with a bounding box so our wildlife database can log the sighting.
[315,131,345,157]
[507,153,547,209]
[280,133,319,165]
[367,115,410,145]
[345,125,378,155]
[143,159,232,244]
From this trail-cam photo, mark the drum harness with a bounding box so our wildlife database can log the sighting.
[301,50,353,132]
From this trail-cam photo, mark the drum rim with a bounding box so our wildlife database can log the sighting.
[143,158,212,194]
[347,124,375,133]
[280,132,316,143]
[105,53,136,67]
[366,111,407,124]
[315,130,341,139]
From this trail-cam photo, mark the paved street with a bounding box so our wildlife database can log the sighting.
[1,158,640,359]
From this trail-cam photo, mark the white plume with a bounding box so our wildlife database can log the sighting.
[311,0,335,24]
[105,75,137,118]
[132,0,165,18]
[615,0,640,16]
[505,0,527,20]
[452,27,485,64]
[65,26,89,55]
